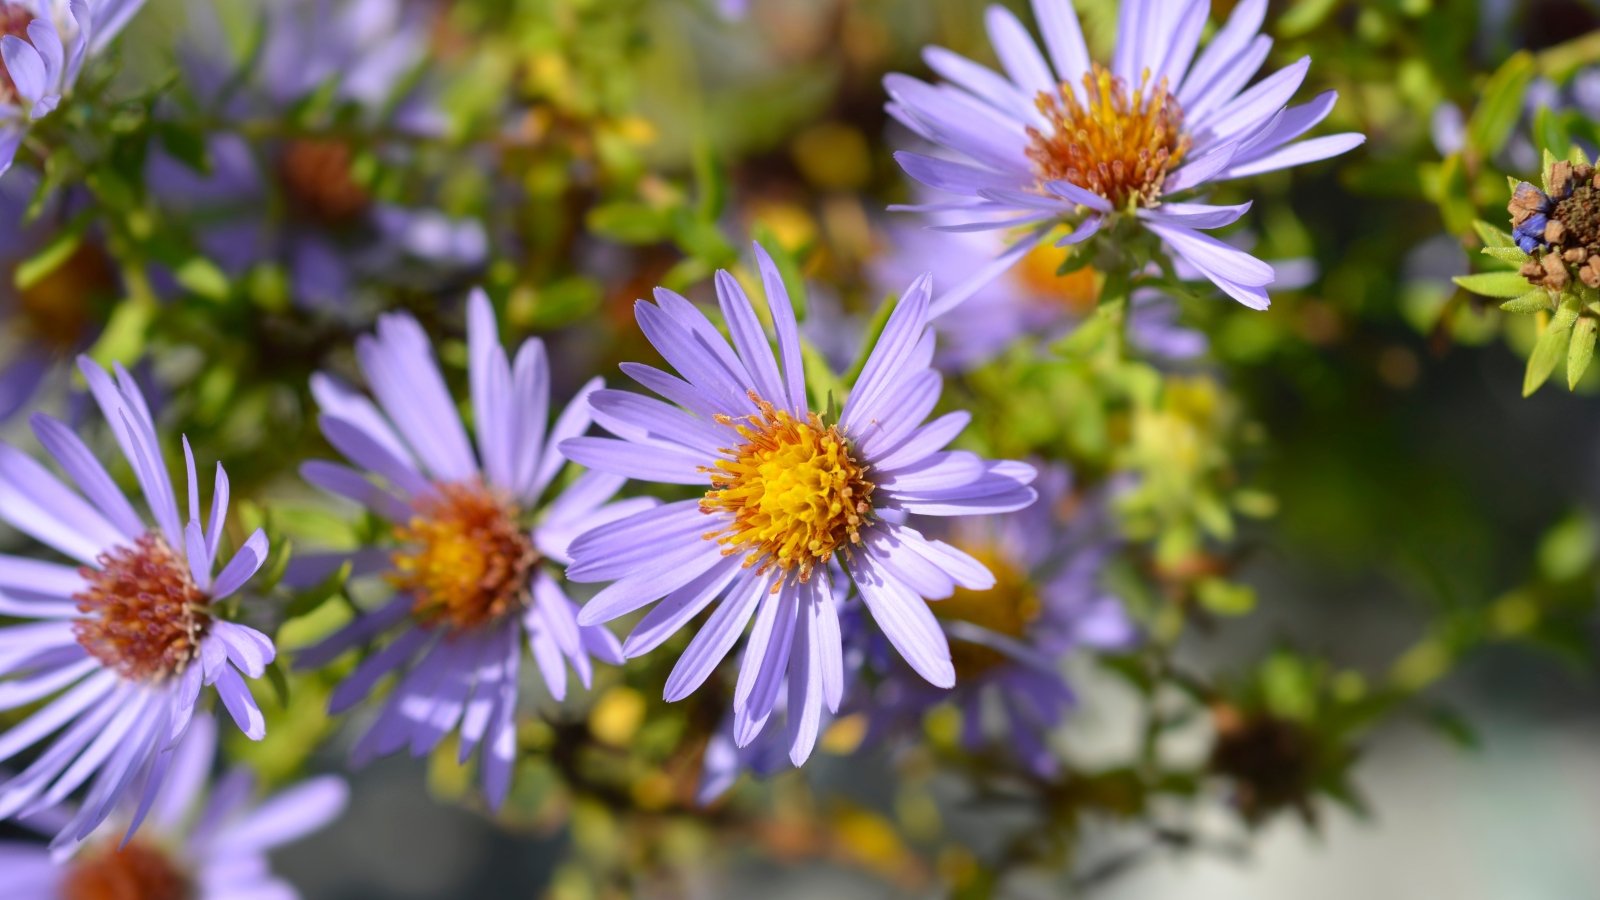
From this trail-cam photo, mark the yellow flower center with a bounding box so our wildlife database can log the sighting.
[701,393,874,584]
[60,840,192,900]
[1026,64,1190,210]
[391,480,537,631]
[1012,238,1102,314]
[931,545,1040,678]
[74,534,210,683]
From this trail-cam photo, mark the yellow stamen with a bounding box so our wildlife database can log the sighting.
[391,480,537,630]
[700,392,874,585]
[1026,64,1190,210]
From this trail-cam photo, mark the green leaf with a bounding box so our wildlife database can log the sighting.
[586,202,671,244]
[1472,220,1515,249]
[1453,271,1532,298]
[156,120,210,173]
[264,659,292,709]
[1524,306,1578,396]
[1500,289,1552,314]
[1196,577,1256,616]
[1468,52,1535,157]
[1569,315,1597,388]
[1480,245,1529,265]
[1535,105,1571,157]
[174,257,230,302]
[14,222,88,291]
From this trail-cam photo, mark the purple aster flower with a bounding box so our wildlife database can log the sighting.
[294,289,642,809]
[858,467,1136,776]
[560,242,1038,768]
[886,0,1363,312]
[0,0,146,176]
[0,170,114,421]
[147,0,485,311]
[0,356,275,850]
[0,717,347,899]
[872,222,1207,368]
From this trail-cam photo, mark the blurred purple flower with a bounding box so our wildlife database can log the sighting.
[294,290,641,809]
[148,0,485,310]
[0,0,146,176]
[0,356,275,850]
[886,0,1362,312]
[0,717,347,899]
[561,242,1037,768]
[859,467,1136,776]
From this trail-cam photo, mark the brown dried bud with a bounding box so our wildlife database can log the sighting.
[1543,252,1571,290]
[1551,161,1576,198]
[1522,260,1545,281]
[1547,219,1568,245]
[1566,248,1587,263]
[1510,185,1547,226]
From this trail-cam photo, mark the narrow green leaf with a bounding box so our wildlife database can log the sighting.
[586,202,671,244]
[285,560,352,620]
[1525,309,1577,396]
[1500,289,1553,314]
[264,659,292,709]
[1569,316,1597,388]
[1480,245,1528,264]
[174,257,231,302]
[1472,219,1515,249]
[1535,106,1571,157]
[14,226,86,291]
[1468,52,1536,157]
[1453,271,1533,298]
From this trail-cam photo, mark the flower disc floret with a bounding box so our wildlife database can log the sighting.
[701,394,874,583]
[73,533,210,682]
[1027,64,1190,210]
[391,480,538,631]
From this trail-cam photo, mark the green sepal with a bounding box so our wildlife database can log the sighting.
[1480,245,1529,265]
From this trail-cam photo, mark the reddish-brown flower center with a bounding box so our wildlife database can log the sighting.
[391,480,538,631]
[13,240,117,350]
[1026,64,1190,210]
[930,544,1039,679]
[73,534,210,682]
[60,841,193,900]
[277,139,371,227]
[0,5,35,105]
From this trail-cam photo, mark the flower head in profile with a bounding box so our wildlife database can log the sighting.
[561,242,1038,768]
[0,0,146,175]
[149,0,484,310]
[859,467,1136,775]
[1508,159,1600,290]
[0,717,347,899]
[886,0,1362,312]
[0,357,275,850]
[295,290,643,809]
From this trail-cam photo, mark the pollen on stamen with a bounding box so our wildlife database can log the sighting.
[391,480,538,631]
[1026,64,1191,210]
[699,392,875,585]
[73,533,210,683]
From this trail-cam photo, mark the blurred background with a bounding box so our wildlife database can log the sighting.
[5,0,1600,895]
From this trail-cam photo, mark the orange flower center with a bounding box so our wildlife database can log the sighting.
[1026,64,1190,210]
[701,393,874,584]
[14,240,116,350]
[277,139,371,226]
[391,480,538,631]
[60,841,192,900]
[1011,238,1102,313]
[73,534,210,682]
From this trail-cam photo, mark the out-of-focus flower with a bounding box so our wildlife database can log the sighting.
[886,0,1362,312]
[149,0,485,310]
[1433,71,1600,174]
[0,357,275,850]
[0,171,115,421]
[872,223,1207,368]
[561,242,1037,768]
[295,290,643,809]
[0,0,145,175]
[0,717,347,899]
[859,467,1135,775]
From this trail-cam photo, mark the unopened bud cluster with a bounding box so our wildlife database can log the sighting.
[1510,161,1600,291]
